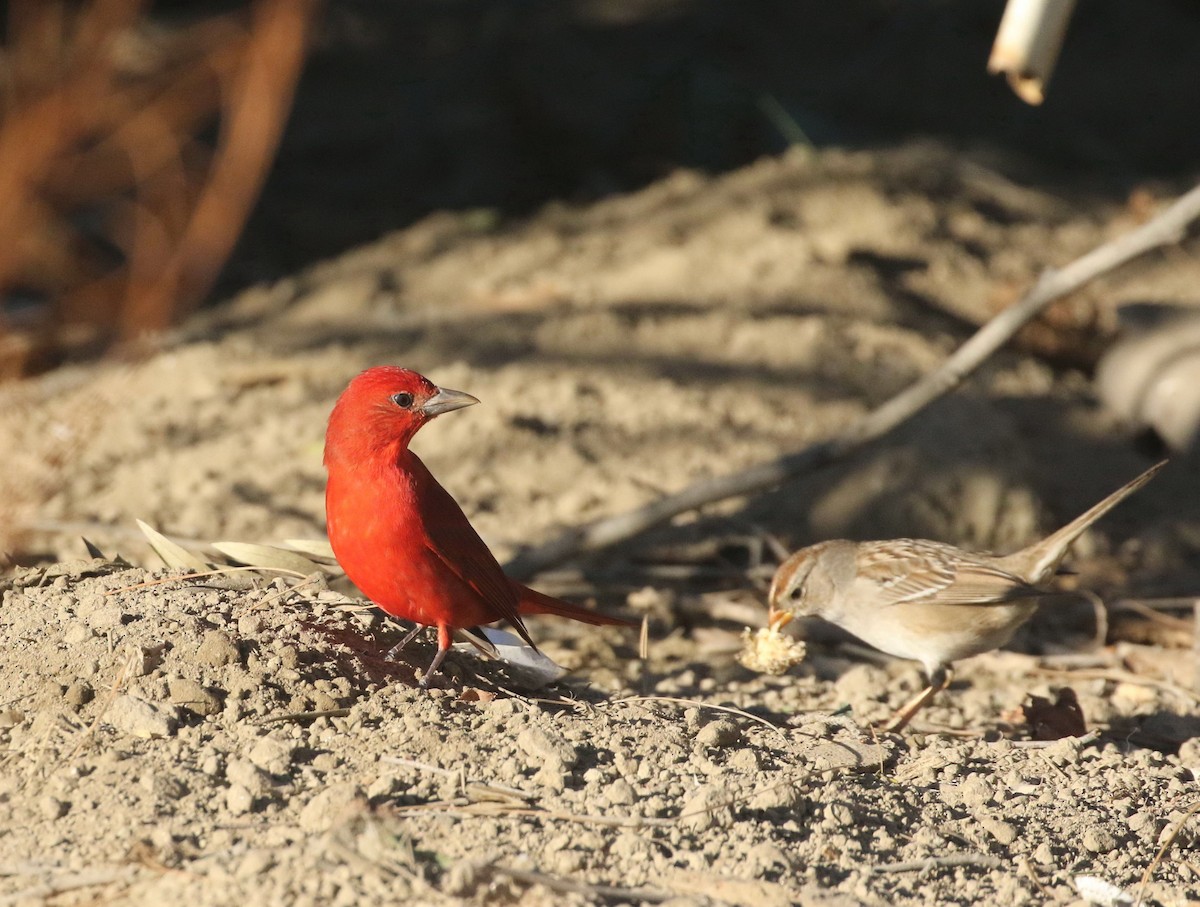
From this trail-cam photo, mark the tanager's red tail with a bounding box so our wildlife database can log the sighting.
[513,582,634,627]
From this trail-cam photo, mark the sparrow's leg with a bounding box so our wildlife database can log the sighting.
[883,664,953,732]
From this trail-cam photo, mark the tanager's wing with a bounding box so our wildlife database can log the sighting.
[409,454,537,649]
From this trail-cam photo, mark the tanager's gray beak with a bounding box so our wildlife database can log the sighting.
[422,386,480,416]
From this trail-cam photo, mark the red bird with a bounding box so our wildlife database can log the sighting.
[324,366,629,683]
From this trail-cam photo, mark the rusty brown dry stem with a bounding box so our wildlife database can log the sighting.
[0,0,316,378]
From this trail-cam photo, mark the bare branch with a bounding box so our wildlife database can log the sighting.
[505,182,1200,580]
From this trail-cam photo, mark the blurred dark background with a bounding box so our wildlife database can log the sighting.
[1,0,1198,375]
[231,0,1200,286]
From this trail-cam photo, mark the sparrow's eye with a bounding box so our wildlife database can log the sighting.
[789,585,803,601]
[391,392,414,409]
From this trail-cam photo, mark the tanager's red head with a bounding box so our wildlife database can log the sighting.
[324,366,479,466]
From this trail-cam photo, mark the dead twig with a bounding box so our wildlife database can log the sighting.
[1134,798,1200,906]
[259,707,351,725]
[505,182,1200,580]
[0,866,140,906]
[869,853,1004,874]
[1009,729,1100,749]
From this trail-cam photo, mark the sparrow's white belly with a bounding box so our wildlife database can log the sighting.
[836,600,1038,673]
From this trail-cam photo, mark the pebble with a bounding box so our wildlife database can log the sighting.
[62,681,94,708]
[695,718,742,749]
[959,775,994,809]
[238,615,265,637]
[727,748,759,773]
[39,796,68,820]
[980,815,1018,846]
[85,605,124,630]
[107,695,178,739]
[366,775,401,799]
[1128,810,1160,836]
[226,784,255,815]
[677,784,731,832]
[605,779,637,806]
[227,758,272,796]
[198,630,241,667]
[824,802,856,826]
[168,678,223,716]
[311,691,340,712]
[1043,736,1084,766]
[298,783,362,831]
[749,780,802,812]
[486,699,519,719]
[311,753,340,772]
[1081,827,1118,853]
[249,735,294,775]
[63,624,92,646]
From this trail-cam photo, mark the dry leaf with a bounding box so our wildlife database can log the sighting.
[282,538,339,563]
[1017,688,1087,740]
[136,519,211,572]
[211,542,328,575]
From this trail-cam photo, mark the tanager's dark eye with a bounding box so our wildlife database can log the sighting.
[391,392,414,409]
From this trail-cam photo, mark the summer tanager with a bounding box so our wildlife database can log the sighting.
[324,366,629,683]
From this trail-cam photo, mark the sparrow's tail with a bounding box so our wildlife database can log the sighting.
[1005,460,1166,584]
[513,582,634,627]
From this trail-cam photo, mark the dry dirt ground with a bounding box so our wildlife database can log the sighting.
[3,145,1200,905]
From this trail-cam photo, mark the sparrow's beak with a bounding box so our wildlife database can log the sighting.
[766,606,794,632]
[422,386,480,417]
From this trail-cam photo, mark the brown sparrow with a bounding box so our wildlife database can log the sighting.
[767,460,1166,731]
